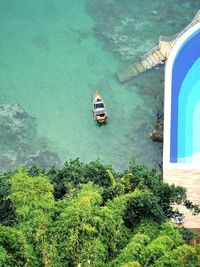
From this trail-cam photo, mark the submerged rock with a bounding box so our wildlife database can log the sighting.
[25,149,61,170]
[0,154,17,172]
[150,120,163,143]
[87,0,198,62]
[0,104,61,172]
[0,104,36,151]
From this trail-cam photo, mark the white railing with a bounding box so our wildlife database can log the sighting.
[159,33,179,42]
[140,9,200,61]
[193,10,200,21]
[140,34,178,61]
[177,10,200,39]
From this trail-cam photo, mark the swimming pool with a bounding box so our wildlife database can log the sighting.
[164,23,200,165]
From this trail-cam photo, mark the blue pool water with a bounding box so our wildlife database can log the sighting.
[170,29,200,163]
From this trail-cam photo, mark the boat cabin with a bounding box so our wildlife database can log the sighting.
[92,92,108,123]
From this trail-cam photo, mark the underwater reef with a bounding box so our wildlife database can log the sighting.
[0,104,60,172]
[87,0,199,63]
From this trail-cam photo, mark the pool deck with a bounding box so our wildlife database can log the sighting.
[164,167,200,229]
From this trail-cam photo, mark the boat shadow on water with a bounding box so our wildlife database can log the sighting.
[96,120,108,127]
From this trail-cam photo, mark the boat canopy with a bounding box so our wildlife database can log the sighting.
[94,102,104,109]
[94,109,106,115]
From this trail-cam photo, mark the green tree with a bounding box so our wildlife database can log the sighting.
[124,189,165,228]
[110,234,150,266]
[9,168,55,267]
[153,245,200,267]
[123,160,188,217]
[52,183,106,266]
[121,262,141,267]
[0,172,15,226]
[0,160,199,267]
[52,183,129,266]
[0,245,10,267]
[48,159,116,199]
[0,225,33,266]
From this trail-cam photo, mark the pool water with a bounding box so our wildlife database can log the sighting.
[178,58,200,162]
[170,28,200,163]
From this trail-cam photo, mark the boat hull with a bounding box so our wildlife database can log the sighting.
[92,92,107,123]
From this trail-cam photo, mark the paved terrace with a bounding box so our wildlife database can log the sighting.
[164,168,200,232]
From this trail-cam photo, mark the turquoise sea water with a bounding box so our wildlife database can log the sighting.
[0,0,199,170]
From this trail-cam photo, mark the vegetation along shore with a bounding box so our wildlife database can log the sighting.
[0,158,200,266]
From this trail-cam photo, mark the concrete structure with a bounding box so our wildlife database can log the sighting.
[163,14,200,233]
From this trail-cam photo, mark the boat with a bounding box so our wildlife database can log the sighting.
[92,92,108,123]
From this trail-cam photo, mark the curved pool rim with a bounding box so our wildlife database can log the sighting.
[163,22,200,169]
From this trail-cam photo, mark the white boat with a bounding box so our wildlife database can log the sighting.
[92,92,108,123]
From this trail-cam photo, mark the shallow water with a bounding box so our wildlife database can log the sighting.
[0,0,199,170]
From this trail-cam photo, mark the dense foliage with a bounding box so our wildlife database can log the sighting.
[0,159,199,266]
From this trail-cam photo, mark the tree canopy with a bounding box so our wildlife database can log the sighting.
[0,159,199,266]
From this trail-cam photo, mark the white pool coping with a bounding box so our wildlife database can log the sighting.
[163,22,200,170]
